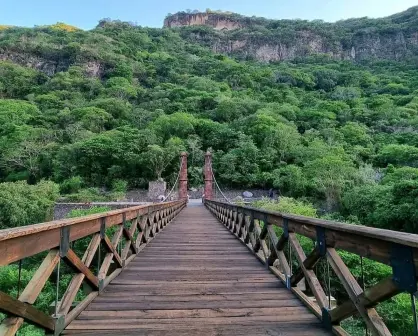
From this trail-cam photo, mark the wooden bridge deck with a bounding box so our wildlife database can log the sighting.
[64,204,330,336]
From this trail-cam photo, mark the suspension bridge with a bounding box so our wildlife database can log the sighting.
[0,152,417,335]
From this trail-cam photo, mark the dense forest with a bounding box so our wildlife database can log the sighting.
[0,9,417,335]
[0,17,417,232]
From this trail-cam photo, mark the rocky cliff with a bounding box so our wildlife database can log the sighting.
[164,12,241,31]
[165,8,418,62]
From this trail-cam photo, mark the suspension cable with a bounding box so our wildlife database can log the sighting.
[164,158,184,202]
[209,162,232,204]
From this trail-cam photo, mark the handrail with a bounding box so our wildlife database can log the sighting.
[0,201,179,244]
[205,199,418,336]
[0,200,186,335]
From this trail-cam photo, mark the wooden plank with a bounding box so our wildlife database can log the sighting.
[62,327,330,336]
[78,306,309,319]
[64,204,330,335]
[66,314,320,329]
[327,248,391,335]
[94,293,296,303]
[0,291,55,331]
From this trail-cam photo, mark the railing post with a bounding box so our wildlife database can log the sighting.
[204,151,213,200]
[179,152,188,202]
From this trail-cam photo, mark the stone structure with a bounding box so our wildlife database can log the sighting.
[148,180,167,202]
[204,151,213,200]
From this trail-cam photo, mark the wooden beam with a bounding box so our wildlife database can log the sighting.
[59,234,100,315]
[331,276,400,323]
[121,226,138,261]
[288,233,328,309]
[291,247,321,286]
[327,248,392,336]
[267,225,291,276]
[0,291,55,331]
[103,234,123,267]
[0,249,60,336]
[64,249,99,289]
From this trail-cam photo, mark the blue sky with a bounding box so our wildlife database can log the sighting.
[1,0,417,30]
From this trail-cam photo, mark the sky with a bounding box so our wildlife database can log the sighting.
[0,0,417,30]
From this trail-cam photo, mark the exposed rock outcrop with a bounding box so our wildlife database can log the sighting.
[164,12,241,31]
[165,8,418,62]
[0,51,105,77]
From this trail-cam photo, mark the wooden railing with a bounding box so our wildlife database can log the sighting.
[0,200,186,335]
[205,199,418,336]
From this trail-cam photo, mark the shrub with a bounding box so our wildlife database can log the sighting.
[111,179,128,193]
[66,206,111,218]
[253,197,318,217]
[0,180,59,229]
[60,176,84,194]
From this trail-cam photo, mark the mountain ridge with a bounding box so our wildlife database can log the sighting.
[164,7,418,62]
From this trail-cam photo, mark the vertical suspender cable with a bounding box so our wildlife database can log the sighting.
[55,259,61,316]
[327,261,331,309]
[17,259,22,298]
[360,256,369,336]
[98,242,101,275]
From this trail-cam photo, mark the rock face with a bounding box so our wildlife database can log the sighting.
[164,8,418,62]
[0,51,105,77]
[164,13,241,31]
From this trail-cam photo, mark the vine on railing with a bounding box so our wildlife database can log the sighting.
[0,200,186,335]
[205,199,418,336]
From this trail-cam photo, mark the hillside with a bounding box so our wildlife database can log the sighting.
[0,9,417,232]
[165,7,418,62]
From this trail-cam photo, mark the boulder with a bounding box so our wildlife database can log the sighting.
[242,191,253,198]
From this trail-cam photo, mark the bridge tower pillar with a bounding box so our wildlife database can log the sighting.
[179,152,188,201]
[204,151,213,200]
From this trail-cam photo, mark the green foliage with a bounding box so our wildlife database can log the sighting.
[111,179,128,193]
[253,197,318,217]
[60,176,84,194]
[376,144,418,167]
[0,16,415,234]
[66,206,111,218]
[0,180,59,229]
[61,187,123,202]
